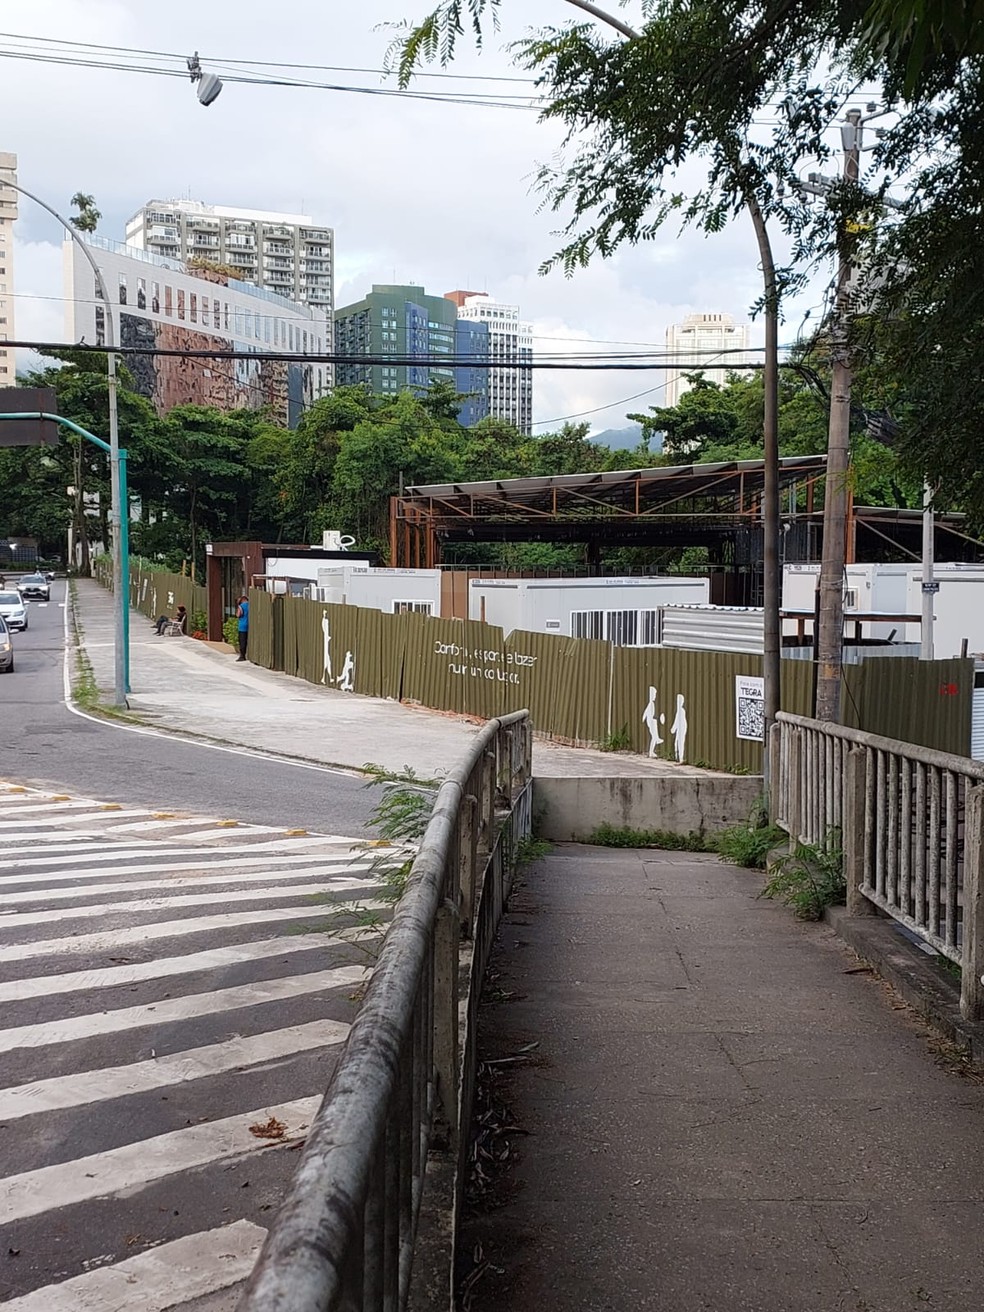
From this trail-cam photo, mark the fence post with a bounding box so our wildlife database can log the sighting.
[844,746,876,917]
[768,722,781,821]
[431,897,460,1151]
[960,784,984,1022]
[458,795,479,939]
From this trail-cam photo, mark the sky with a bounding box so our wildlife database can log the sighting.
[2,0,835,432]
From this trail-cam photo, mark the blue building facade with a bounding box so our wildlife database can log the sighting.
[455,319,491,428]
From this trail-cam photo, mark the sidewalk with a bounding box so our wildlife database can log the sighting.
[463,846,984,1312]
[74,580,717,781]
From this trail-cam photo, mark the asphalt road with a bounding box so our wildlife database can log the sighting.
[0,580,378,835]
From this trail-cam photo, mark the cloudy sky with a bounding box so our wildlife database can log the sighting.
[4,0,832,431]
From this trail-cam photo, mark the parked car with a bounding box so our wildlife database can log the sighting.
[0,590,27,631]
[0,616,13,673]
[17,573,50,601]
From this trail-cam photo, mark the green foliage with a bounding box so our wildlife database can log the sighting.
[189,609,207,636]
[222,616,238,647]
[595,724,631,752]
[716,814,786,869]
[361,767,439,905]
[588,822,712,852]
[69,192,100,233]
[761,835,845,920]
[516,835,551,865]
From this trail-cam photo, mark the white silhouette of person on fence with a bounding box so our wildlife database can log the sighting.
[670,693,688,763]
[321,611,333,685]
[643,685,664,757]
[337,650,355,692]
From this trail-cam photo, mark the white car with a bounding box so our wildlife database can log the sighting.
[0,589,27,631]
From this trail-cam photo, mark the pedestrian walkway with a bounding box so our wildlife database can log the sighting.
[0,780,384,1309]
[75,579,712,781]
[463,845,984,1312]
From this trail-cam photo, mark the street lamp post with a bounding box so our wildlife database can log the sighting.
[4,180,128,705]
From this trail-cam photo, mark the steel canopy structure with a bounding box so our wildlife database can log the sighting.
[390,455,829,582]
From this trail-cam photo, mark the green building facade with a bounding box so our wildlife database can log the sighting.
[334,284,459,399]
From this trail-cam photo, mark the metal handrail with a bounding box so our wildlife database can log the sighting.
[238,709,531,1312]
[776,711,984,780]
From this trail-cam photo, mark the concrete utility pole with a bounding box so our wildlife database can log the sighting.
[815,109,862,722]
[4,180,128,705]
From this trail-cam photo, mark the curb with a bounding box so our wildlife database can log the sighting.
[826,906,984,1065]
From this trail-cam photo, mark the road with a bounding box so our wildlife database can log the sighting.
[0,782,386,1307]
[1,580,378,835]
[0,581,394,1306]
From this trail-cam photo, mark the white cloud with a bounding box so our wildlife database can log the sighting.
[2,0,830,429]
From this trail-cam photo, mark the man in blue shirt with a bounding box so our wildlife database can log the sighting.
[236,594,249,661]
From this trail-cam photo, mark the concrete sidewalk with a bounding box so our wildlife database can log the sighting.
[463,846,984,1311]
[73,579,715,781]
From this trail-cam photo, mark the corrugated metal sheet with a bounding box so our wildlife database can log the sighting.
[841,656,973,756]
[972,684,984,762]
[661,605,764,655]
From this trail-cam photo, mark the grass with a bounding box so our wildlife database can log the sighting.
[715,820,786,869]
[588,822,713,852]
[516,835,551,865]
[595,724,632,752]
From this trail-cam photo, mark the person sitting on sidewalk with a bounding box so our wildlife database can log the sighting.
[154,605,187,636]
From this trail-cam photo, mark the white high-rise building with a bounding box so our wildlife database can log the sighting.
[663,312,755,407]
[447,291,533,435]
[0,152,17,385]
[125,199,334,319]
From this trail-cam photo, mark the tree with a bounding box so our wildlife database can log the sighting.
[69,192,101,234]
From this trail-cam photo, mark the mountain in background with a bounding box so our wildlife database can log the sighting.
[590,423,662,452]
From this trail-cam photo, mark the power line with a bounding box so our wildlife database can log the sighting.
[7,337,783,370]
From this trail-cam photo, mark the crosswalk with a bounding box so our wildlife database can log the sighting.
[0,781,388,1309]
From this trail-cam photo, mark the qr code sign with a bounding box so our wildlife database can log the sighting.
[735,676,765,742]
[736,695,765,741]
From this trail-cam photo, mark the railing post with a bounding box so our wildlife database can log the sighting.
[768,722,781,821]
[844,746,876,917]
[788,727,802,844]
[431,898,460,1151]
[458,794,479,939]
[960,784,984,1022]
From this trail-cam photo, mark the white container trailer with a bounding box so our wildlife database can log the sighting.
[661,605,765,654]
[314,566,441,616]
[902,565,984,656]
[782,563,912,641]
[469,576,709,644]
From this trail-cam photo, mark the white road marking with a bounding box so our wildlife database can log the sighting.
[0,1018,350,1119]
[0,900,386,964]
[0,1220,266,1312]
[0,810,157,829]
[1,867,379,905]
[0,857,371,891]
[0,964,368,1051]
[0,877,378,928]
[0,928,376,1003]
[0,847,364,872]
[0,1097,318,1222]
[0,800,144,816]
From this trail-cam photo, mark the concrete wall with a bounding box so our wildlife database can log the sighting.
[533,774,762,841]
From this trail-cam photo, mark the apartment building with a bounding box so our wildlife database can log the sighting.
[663,312,755,407]
[446,290,533,435]
[125,199,334,321]
[334,283,463,404]
[0,152,16,384]
[65,236,329,427]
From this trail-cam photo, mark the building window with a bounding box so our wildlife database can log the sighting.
[152,281,160,314]
[177,290,185,321]
[118,276,127,305]
[215,301,222,330]
[136,278,147,310]
[201,295,209,322]
[189,293,197,323]
[164,286,173,316]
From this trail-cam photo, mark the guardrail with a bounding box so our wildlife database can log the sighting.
[772,712,984,1022]
[237,710,533,1312]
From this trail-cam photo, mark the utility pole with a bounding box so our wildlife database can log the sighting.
[815,108,863,722]
[920,480,935,659]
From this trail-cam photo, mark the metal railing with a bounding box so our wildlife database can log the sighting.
[237,710,533,1312]
[772,712,984,1021]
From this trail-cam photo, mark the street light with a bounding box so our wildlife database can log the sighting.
[3,180,128,705]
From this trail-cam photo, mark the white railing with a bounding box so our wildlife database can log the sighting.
[772,712,984,1021]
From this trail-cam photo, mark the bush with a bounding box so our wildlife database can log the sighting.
[761,836,845,920]
[222,616,238,648]
[715,821,785,869]
[588,822,711,852]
